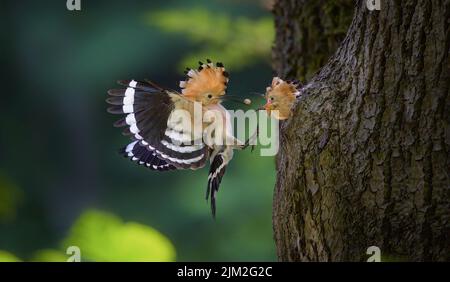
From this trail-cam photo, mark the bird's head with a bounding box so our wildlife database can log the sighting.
[264,77,300,120]
[179,60,228,106]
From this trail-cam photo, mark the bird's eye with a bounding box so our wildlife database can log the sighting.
[207,94,213,99]
[270,97,274,101]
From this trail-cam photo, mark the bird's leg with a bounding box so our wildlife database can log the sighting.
[246,125,259,152]
[226,136,245,150]
[232,125,259,151]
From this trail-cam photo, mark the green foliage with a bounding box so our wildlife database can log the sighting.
[31,249,68,262]
[0,210,176,262]
[0,250,21,262]
[63,210,176,262]
[0,173,22,222]
[147,8,274,70]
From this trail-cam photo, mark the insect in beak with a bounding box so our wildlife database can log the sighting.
[220,95,252,105]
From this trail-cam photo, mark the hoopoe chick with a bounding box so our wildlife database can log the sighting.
[107,60,245,217]
[264,77,301,120]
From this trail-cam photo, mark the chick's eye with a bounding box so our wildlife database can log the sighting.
[207,94,212,99]
[270,97,274,101]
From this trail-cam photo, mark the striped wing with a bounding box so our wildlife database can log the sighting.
[120,140,176,171]
[107,80,209,170]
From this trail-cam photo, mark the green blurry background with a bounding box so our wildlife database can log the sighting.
[0,0,276,261]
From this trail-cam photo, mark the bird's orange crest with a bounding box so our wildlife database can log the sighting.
[179,60,228,100]
[265,77,300,99]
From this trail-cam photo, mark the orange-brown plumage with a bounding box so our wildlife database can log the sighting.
[264,77,300,120]
[179,61,228,105]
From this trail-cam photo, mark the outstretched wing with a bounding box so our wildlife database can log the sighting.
[119,140,177,171]
[206,147,233,217]
[107,80,209,170]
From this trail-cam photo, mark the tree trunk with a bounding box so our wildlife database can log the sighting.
[272,0,354,82]
[272,0,450,261]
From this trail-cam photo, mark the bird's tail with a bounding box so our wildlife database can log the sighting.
[206,151,229,218]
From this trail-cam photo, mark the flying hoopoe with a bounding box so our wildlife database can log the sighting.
[107,60,249,217]
[263,77,301,120]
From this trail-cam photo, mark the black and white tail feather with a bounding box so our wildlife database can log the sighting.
[206,147,233,218]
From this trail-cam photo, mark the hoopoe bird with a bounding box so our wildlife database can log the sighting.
[107,60,249,217]
[263,77,301,120]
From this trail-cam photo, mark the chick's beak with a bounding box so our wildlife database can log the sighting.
[264,99,273,116]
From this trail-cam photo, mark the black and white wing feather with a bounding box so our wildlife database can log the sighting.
[107,80,209,170]
[119,140,176,171]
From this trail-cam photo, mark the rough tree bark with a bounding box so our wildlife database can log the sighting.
[272,0,449,261]
[272,0,354,82]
